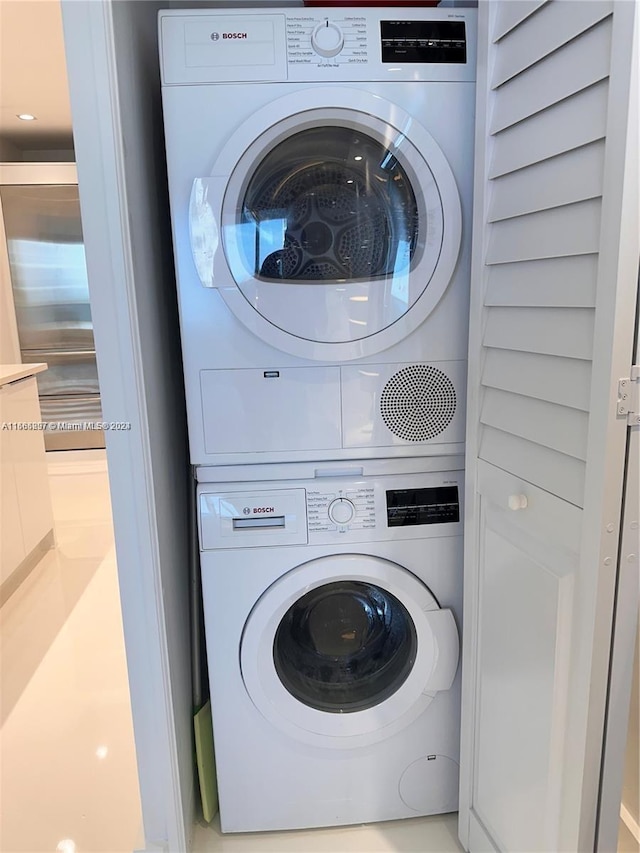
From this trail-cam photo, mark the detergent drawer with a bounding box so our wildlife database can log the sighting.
[199,488,308,549]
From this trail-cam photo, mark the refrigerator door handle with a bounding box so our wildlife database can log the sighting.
[22,349,97,359]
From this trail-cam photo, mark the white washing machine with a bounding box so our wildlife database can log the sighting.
[159,8,477,466]
[198,458,463,832]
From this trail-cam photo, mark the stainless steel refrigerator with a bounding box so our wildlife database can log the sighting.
[0,163,104,450]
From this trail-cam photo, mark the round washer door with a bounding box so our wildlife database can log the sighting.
[191,88,462,362]
[240,554,460,749]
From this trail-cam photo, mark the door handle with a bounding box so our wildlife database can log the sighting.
[508,494,528,511]
[423,608,460,693]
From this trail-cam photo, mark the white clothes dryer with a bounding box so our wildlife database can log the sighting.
[159,8,477,466]
[198,458,463,832]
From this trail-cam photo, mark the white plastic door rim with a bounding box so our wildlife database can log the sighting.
[190,88,462,361]
[240,554,460,749]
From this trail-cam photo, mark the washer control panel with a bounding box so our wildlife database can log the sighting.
[286,14,368,66]
[198,469,463,550]
[304,470,463,543]
[307,485,376,532]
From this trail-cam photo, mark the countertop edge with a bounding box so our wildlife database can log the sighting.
[0,363,48,387]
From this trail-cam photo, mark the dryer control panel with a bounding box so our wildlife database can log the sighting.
[159,8,477,86]
[284,10,475,78]
[198,468,463,550]
[287,15,368,66]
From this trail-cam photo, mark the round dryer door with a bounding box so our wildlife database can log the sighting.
[190,88,462,362]
[240,554,460,749]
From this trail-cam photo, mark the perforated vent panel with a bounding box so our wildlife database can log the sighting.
[380,365,457,442]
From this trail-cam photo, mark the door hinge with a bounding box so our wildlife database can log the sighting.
[618,366,640,425]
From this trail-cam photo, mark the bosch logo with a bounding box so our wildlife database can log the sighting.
[253,507,275,514]
[210,31,247,41]
[242,507,251,515]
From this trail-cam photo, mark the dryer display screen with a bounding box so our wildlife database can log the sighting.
[381,21,466,64]
[386,486,459,526]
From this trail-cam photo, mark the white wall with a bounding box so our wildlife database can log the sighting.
[61,2,193,850]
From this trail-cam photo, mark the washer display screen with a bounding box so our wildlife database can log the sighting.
[386,486,460,526]
[273,581,417,713]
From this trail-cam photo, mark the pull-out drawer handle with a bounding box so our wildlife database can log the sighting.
[232,516,286,530]
[508,494,528,511]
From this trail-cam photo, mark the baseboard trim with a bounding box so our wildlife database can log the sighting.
[0,530,55,607]
[620,803,640,844]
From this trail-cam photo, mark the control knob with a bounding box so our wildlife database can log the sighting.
[328,498,355,525]
[311,21,345,58]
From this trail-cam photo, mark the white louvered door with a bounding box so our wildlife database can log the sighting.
[459,2,639,852]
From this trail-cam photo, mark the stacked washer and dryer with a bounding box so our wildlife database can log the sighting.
[159,6,476,834]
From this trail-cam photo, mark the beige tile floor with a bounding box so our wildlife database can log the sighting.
[1,449,635,853]
[192,813,463,853]
[0,451,143,853]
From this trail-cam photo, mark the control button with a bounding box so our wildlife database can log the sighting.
[328,498,355,525]
[311,21,344,57]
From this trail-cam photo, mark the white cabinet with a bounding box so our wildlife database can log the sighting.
[465,463,581,851]
[0,371,54,597]
[460,1,639,851]
[0,421,25,580]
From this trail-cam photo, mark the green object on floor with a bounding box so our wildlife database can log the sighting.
[194,699,218,823]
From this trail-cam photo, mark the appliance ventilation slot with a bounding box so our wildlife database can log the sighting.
[380,365,457,442]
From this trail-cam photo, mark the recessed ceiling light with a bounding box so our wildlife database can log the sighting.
[17,113,36,121]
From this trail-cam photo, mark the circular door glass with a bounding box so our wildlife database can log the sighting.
[273,580,417,713]
[240,126,420,283]
[215,101,459,357]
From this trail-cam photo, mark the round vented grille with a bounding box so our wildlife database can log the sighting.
[380,365,457,442]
